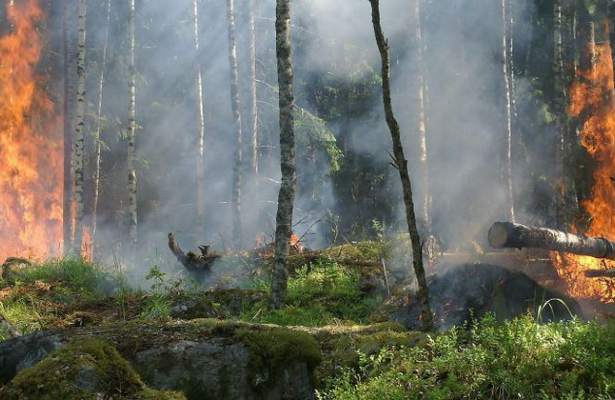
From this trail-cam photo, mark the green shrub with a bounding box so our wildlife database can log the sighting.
[242,261,380,326]
[319,316,615,400]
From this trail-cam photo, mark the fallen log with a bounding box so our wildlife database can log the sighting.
[167,233,221,272]
[488,222,615,260]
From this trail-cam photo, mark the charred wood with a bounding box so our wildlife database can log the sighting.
[167,233,220,272]
[488,222,615,260]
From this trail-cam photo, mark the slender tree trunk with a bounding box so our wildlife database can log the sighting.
[62,0,74,255]
[270,0,296,310]
[91,0,111,248]
[193,0,206,233]
[501,0,515,223]
[414,0,431,232]
[508,0,518,149]
[248,0,259,176]
[554,0,566,227]
[608,4,615,89]
[72,0,87,256]
[127,0,138,253]
[226,0,243,248]
[369,0,433,331]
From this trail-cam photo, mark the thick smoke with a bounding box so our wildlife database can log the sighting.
[62,0,545,283]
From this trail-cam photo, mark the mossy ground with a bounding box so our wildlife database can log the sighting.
[1,244,615,399]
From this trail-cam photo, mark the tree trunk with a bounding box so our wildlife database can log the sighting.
[414,0,431,232]
[270,0,296,310]
[609,3,615,88]
[554,0,567,227]
[193,0,206,233]
[248,0,259,176]
[127,0,138,253]
[488,222,615,260]
[72,0,87,256]
[226,0,243,249]
[501,0,515,223]
[369,0,433,331]
[577,1,595,73]
[62,0,74,255]
[91,0,111,250]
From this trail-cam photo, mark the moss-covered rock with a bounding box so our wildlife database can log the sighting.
[0,319,323,400]
[0,338,185,400]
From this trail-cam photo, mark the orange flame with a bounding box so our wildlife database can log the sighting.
[0,0,63,262]
[552,36,615,302]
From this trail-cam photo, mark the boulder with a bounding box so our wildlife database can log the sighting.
[389,263,581,331]
[0,319,320,400]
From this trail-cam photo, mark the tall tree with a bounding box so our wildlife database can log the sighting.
[369,0,433,331]
[91,0,112,248]
[501,0,515,222]
[413,0,431,232]
[72,0,87,255]
[127,0,138,254]
[62,0,74,255]
[226,0,243,248]
[193,0,206,233]
[248,0,259,176]
[270,0,296,310]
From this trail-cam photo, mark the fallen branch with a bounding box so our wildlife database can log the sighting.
[167,233,221,272]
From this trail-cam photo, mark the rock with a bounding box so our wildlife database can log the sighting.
[388,263,581,331]
[0,319,321,400]
[0,338,184,399]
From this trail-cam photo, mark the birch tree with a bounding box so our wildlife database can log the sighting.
[413,0,431,232]
[127,0,138,252]
[91,0,111,247]
[369,0,433,331]
[270,0,296,310]
[248,0,259,175]
[193,0,206,232]
[62,0,74,255]
[501,0,515,223]
[226,0,243,248]
[72,0,87,255]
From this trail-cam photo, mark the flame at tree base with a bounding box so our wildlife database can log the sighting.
[551,40,615,303]
[0,0,63,262]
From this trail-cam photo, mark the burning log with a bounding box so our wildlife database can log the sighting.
[167,233,221,272]
[488,222,615,260]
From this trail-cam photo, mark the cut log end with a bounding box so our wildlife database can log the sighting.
[488,222,513,248]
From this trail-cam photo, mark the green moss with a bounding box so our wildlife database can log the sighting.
[235,326,322,388]
[0,338,185,400]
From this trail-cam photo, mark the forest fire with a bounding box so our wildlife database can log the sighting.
[552,41,615,302]
[0,0,62,262]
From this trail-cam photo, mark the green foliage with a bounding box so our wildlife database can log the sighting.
[0,338,185,400]
[242,261,380,326]
[294,107,344,173]
[11,258,114,301]
[319,316,615,400]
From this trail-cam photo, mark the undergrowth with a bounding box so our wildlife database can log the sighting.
[240,261,381,326]
[318,315,615,400]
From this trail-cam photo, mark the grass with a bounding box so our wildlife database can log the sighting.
[0,258,128,340]
[318,315,615,400]
[241,261,382,326]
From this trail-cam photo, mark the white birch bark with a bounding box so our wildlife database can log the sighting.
[72,0,87,255]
